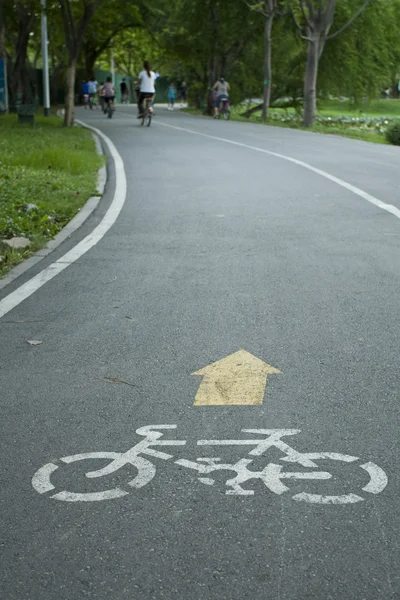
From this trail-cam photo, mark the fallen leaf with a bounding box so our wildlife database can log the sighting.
[27,340,43,346]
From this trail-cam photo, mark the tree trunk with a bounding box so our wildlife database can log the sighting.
[262,12,273,121]
[64,59,76,127]
[0,2,5,58]
[241,103,263,118]
[129,78,135,104]
[9,8,35,105]
[85,50,97,79]
[50,62,63,104]
[0,1,6,112]
[303,38,320,127]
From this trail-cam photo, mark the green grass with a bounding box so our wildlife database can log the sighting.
[316,99,400,118]
[0,113,103,277]
[185,99,400,144]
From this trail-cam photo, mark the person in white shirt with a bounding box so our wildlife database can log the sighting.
[137,61,156,117]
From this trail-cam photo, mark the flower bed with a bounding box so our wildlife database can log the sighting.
[269,112,396,134]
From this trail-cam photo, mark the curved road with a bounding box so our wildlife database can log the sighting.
[1,107,399,600]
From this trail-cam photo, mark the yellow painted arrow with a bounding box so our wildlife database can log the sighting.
[192,349,281,406]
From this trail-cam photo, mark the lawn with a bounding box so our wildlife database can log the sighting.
[0,114,103,277]
[186,98,400,144]
[315,98,400,118]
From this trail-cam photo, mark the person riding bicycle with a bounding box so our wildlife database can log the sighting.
[137,61,156,118]
[212,76,230,118]
[103,77,115,112]
[88,77,98,109]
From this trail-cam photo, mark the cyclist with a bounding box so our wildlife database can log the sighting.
[179,81,187,106]
[103,76,115,113]
[212,76,230,118]
[88,76,98,109]
[137,61,156,118]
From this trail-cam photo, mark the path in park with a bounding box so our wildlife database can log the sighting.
[1,106,399,600]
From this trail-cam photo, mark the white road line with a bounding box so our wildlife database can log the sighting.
[0,123,127,320]
[157,121,400,221]
[361,462,388,494]
[292,492,364,504]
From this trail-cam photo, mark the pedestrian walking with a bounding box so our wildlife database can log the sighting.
[81,80,89,108]
[167,82,176,110]
[88,77,98,109]
[120,78,129,103]
[179,81,187,106]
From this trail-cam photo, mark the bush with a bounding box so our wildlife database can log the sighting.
[385,122,400,145]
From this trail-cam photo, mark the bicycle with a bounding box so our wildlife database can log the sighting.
[140,97,153,127]
[104,97,114,119]
[89,94,97,110]
[219,98,230,120]
[32,425,388,504]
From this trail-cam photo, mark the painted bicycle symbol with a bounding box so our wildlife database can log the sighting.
[32,425,388,504]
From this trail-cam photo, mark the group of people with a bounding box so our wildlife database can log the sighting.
[79,64,231,119]
[135,62,189,116]
[166,82,187,110]
[80,77,120,111]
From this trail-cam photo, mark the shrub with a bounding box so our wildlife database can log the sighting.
[385,122,400,145]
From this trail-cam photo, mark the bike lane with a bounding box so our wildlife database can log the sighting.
[1,107,399,600]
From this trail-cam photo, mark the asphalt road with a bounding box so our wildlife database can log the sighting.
[1,106,399,600]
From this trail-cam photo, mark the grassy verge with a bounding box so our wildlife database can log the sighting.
[185,99,400,144]
[0,113,103,277]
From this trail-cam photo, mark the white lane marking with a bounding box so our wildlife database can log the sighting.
[0,123,127,320]
[157,121,400,221]
[51,489,128,502]
[32,463,58,494]
[60,451,122,465]
[361,462,388,494]
[293,492,364,504]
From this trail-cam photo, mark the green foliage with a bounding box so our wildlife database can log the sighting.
[4,0,400,128]
[81,0,142,74]
[146,0,264,103]
[101,29,167,78]
[385,122,400,145]
[319,0,400,101]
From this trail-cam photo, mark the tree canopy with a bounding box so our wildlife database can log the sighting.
[2,0,400,125]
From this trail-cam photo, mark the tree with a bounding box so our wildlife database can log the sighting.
[59,0,104,126]
[151,0,260,111]
[0,1,5,85]
[318,0,400,103]
[3,0,39,105]
[291,0,373,126]
[246,1,282,121]
[107,28,166,98]
[81,1,142,77]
